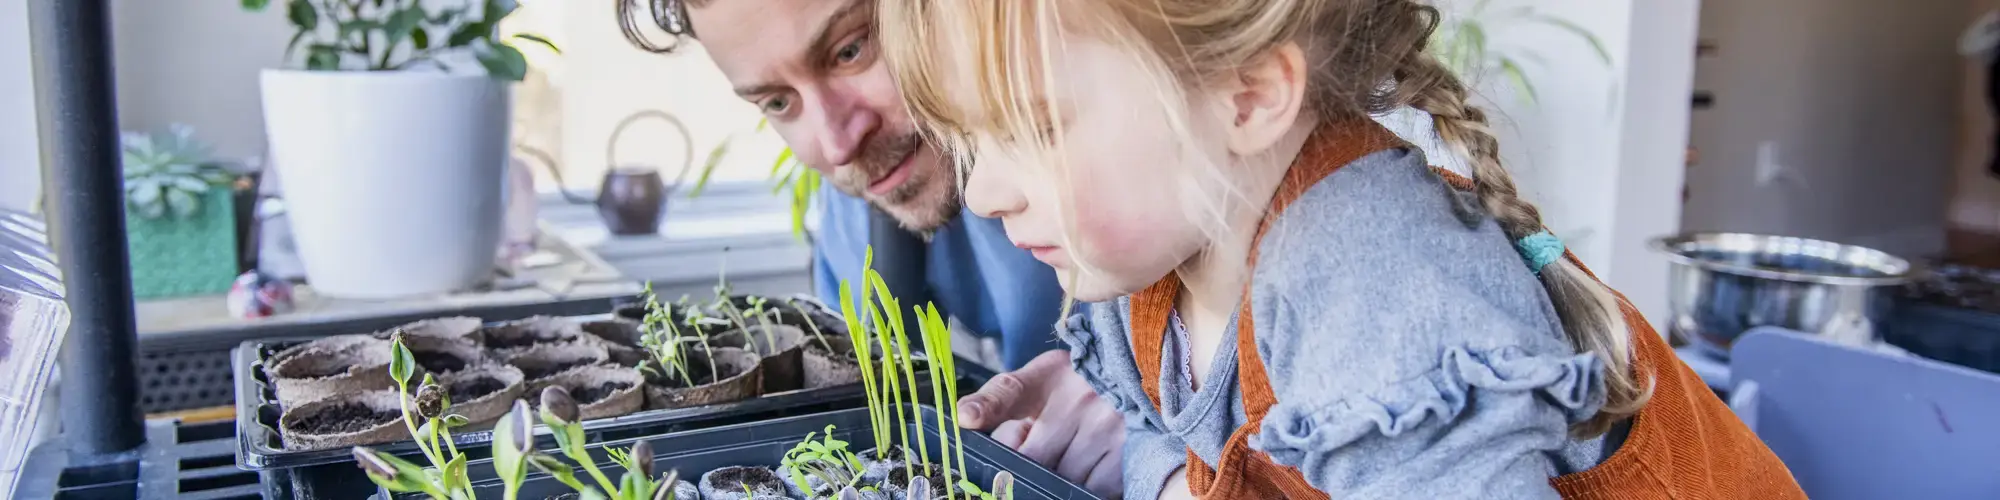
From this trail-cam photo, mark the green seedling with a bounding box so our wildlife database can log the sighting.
[637,283,709,384]
[356,335,514,499]
[782,425,868,495]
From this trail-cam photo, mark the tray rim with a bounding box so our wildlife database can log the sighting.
[386,404,1100,500]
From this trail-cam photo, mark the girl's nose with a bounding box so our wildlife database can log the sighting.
[964,157,1026,219]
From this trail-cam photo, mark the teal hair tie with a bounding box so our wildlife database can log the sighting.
[1516,231,1565,274]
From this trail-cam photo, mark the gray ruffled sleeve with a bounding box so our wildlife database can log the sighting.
[1242,149,1609,499]
[1056,301,1184,500]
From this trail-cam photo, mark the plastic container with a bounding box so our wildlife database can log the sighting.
[0,209,70,500]
[387,405,1097,500]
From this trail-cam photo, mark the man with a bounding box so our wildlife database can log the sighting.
[618,0,1125,495]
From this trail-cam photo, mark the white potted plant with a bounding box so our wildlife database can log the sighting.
[243,0,557,298]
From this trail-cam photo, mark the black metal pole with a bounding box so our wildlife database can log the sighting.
[29,0,146,455]
[868,208,933,345]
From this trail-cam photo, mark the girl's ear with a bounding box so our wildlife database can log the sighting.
[1217,41,1311,156]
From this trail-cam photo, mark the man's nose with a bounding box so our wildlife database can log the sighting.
[813,98,880,168]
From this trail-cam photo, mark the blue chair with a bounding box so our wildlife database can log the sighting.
[1728,327,2000,499]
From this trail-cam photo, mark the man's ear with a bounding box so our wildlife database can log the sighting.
[1217,42,1310,156]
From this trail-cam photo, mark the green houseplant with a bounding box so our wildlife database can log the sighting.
[120,124,241,299]
[242,0,563,299]
[1429,0,1611,104]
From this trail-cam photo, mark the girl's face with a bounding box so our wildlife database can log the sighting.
[956,40,1230,302]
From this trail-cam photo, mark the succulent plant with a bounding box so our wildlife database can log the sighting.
[120,124,234,220]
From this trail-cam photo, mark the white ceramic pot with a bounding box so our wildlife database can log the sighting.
[260,70,509,298]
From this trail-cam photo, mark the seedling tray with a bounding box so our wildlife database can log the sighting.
[388,405,1098,500]
[234,306,937,471]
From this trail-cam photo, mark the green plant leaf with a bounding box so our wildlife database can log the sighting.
[306,44,342,70]
[242,0,271,12]
[285,0,318,30]
[513,33,561,54]
[1498,58,1537,104]
[410,27,431,50]
[1534,15,1613,66]
[384,7,426,48]
[390,339,416,384]
[447,21,492,47]
[166,189,199,219]
[477,43,529,82]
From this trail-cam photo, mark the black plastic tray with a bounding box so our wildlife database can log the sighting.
[233,303,929,471]
[388,405,1099,500]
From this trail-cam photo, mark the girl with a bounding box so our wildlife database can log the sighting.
[877,0,1806,499]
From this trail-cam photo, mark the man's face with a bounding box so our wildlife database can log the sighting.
[689,0,959,233]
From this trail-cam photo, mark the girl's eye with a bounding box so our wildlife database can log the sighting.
[835,36,868,64]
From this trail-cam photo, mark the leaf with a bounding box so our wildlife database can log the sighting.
[688,138,730,198]
[513,33,561,54]
[440,414,471,428]
[477,43,529,82]
[441,454,468,492]
[1499,58,1537,104]
[428,7,466,24]
[286,0,318,30]
[306,44,342,71]
[166,189,199,219]
[339,20,381,42]
[1534,15,1614,66]
[579,488,610,500]
[384,7,426,48]
[242,0,271,12]
[411,27,431,50]
[447,21,492,47]
[390,339,416,384]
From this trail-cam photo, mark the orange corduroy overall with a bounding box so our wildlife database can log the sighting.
[1125,120,1807,499]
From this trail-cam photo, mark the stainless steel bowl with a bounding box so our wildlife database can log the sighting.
[1653,232,1921,358]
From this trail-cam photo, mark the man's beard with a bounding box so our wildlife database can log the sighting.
[828,133,963,234]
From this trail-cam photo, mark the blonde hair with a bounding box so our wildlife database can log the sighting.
[881,0,1646,437]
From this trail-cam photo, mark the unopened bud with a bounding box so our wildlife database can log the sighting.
[414,383,446,419]
[353,447,397,480]
[632,441,655,477]
[500,400,534,454]
[539,385,579,424]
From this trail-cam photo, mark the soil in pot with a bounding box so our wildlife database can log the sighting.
[855,447,908,486]
[883,462,971,499]
[436,363,526,426]
[481,316,583,352]
[374,316,484,344]
[503,341,610,382]
[268,337,395,408]
[524,364,645,421]
[717,324,809,394]
[576,320,648,367]
[277,390,407,450]
[699,466,789,500]
[803,335,863,389]
[392,334,486,380]
[268,334,379,368]
[644,347,763,410]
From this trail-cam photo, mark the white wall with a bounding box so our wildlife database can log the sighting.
[111,0,293,161]
[1431,0,1693,323]
[1,0,40,212]
[1685,0,1964,259]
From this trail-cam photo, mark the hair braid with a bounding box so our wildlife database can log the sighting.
[1394,47,1649,437]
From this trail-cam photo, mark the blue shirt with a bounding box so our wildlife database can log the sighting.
[812,185,1066,370]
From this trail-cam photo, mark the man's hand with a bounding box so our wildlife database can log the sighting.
[959,350,1125,498]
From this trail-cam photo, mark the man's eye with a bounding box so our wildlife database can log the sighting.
[835,37,867,64]
[761,97,791,115]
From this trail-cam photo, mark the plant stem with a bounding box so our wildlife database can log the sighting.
[567,446,620,494]
[439,421,461,458]
[930,303,969,480]
[918,306,956,500]
[839,282,888,455]
[397,386,445,468]
[867,287,915,479]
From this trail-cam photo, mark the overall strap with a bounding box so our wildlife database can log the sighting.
[1126,119,1406,497]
